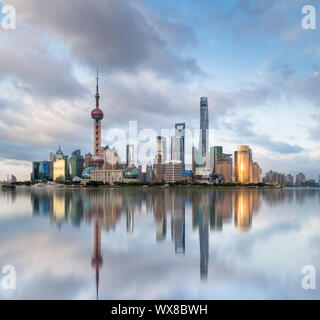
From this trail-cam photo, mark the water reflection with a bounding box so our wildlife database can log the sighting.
[1,187,320,299]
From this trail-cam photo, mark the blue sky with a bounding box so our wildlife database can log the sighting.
[0,0,319,180]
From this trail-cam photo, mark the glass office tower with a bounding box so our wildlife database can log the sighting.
[200,97,209,159]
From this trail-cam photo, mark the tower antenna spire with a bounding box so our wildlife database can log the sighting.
[96,65,99,95]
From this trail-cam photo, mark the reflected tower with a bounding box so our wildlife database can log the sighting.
[91,220,103,300]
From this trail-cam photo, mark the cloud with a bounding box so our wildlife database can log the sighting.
[222,118,304,154]
[10,0,202,81]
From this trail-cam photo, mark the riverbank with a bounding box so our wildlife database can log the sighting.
[12,181,277,190]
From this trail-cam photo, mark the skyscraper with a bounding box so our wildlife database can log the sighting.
[68,150,84,179]
[234,145,253,184]
[126,144,134,166]
[171,123,185,166]
[90,68,104,169]
[213,146,223,173]
[199,97,209,159]
[155,136,167,164]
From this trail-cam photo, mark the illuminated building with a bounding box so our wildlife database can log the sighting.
[53,159,66,181]
[215,157,232,183]
[234,145,253,184]
[90,69,104,169]
[53,146,67,181]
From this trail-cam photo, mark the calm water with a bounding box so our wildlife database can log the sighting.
[0,187,320,300]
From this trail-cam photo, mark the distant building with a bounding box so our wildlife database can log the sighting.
[199,97,209,159]
[32,161,40,181]
[182,171,193,182]
[234,145,253,184]
[295,173,306,187]
[123,166,139,182]
[91,170,123,184]
[252,162,262,184]
[39,161,52,180]
[155,136,167,164]
[53,146,69,181]
[164,160,183,183]
[285,174,294,187]
[171,123,185,167]
[146,164,154,182]
[68,150,84,179]
[53,159,66,181]
[126,144,134,166]
[84,153,92,169]
[213,146,223,173]
[215,157,232,183]
[153,154,165,182]
[102,145,121,169]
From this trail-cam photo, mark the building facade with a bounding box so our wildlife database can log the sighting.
[199,97,209,159]
[91,170,123,184]
[215,157,232,183]
[164,160,183,183]
[171,123,185,166]
[234,145,253,184]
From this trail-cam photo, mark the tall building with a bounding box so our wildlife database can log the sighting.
[68,150,84,179]
[84,153,92,169]
[215,157,232,183]
[90,69,104,169]
[53,159,66,181]
[213,146,223,173]
[31,162,40,181]
[164,160,183,183]
[126,144,134,166]
[171,123,185,166]
[234,145,253,184]
[155,136,167,164]
[39,161,51,180]
[53,146,67,181]
[252,162,262,184]
[199,97,209,159]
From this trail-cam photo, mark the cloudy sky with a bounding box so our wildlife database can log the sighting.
[0,0,319,180]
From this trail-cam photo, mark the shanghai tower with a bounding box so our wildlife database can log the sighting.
[200,97,209,159]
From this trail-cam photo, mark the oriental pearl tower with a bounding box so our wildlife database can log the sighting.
[90,67,104,168]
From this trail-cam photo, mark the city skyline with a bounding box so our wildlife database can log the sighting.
[0,0,319,181]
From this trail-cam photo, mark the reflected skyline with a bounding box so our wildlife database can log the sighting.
[1,187,320,299]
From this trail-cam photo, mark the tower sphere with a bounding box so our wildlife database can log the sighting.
[91,108,104,120]
[91,155,104,168]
